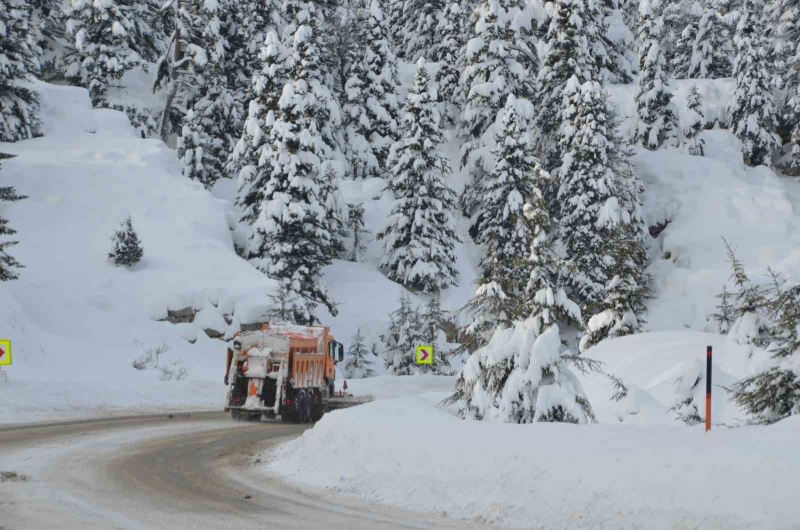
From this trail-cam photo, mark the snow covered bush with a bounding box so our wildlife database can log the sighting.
[108,216,143,268]
[0,0,41,141]
[668,359,705,425]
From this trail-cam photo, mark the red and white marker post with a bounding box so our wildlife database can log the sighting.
[705,345,712,433]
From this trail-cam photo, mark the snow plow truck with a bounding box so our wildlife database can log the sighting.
[224,323,370,422]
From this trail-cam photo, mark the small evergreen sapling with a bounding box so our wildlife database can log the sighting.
[346,202,367,262]
[382,290,425,375]
[710,286,735,333]
[344,328,375,378]
[0,179,25,281]
[683,85,706,156]
[109,216,143,267]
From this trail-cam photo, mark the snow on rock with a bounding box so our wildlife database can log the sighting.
[264,392,800,529]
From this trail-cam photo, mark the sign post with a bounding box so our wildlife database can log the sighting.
[0,339,11,383]
[415,345,434,366]
[705,345,712,433]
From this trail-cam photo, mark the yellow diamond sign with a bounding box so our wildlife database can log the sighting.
[416,345,434,365]
[0,339,11,366]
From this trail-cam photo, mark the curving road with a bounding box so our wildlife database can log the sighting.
[0,412,480,530]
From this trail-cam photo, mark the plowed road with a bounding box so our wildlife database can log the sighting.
[0,412,478,529]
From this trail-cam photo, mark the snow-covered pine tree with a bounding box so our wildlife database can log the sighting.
[458,0,538,215]
[558,77,649,333]
[773,0,800,169]
[722,239,769,345]
[532,0,604,171]
[361,0,401,173]
[397,0,444,61]
[231,30,289,250]
[690,0,733,78]
[632,0,678,150]
[0,0,41,142]
[249,14,338,325]
[452,181,593,423]
[710,285,735,333]
[176,0,241,189]
[0,177,25,281]
[346,202,367,262]
[732,282,800,423]
[378,59,459,293]
[108,216,144,268]
[683,85,706,155]
[598,0,635,83]
[729,0,780,167]
[461,97,538,350]
[341,0,398,180]
[344,327,375,378]
[225,0,278,110]
[671,2,701,79]
[434,1,468,126]
[382,289,425,374]
[62,0,147,107]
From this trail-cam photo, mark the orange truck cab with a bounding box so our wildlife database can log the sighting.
[224,323,344,422]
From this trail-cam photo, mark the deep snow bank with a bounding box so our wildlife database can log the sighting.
[265,391,800,529]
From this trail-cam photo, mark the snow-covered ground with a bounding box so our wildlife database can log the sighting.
[265,393,800,529]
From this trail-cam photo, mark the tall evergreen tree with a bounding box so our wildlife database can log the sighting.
[690,1,733,78]
[434,1,468,127]
[532,0,603,171]
[249,14,339,324]
[397,0,444,61]
[344,0,400,178]
[773,0,800,168]
[0,0,41,142]
[346,201,367,262]
[451,175,592,424]
[671,2,701,78]
[632,0,678,150]
[175,0,241,189]
[62,0,149,106]
[598,0,635,83]
[458,0,538,215]
[683,85,706,155]
[729,0,780,167]
[557,77,649,332]
[0,172,25,281]
[378,60,459,293]
[231,30,289,250]
[461,98,538,350]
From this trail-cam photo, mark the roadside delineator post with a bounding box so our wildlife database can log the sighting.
[705,345,712,433]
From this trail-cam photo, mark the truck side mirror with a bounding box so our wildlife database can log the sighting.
[337,342,344,362]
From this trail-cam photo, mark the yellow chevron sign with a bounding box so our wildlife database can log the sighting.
[0,339,11,366]
[415,345,433,365]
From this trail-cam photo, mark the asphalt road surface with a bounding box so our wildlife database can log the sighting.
[0,412,484,530]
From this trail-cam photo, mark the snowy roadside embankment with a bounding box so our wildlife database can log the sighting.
[265,392,800,529]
